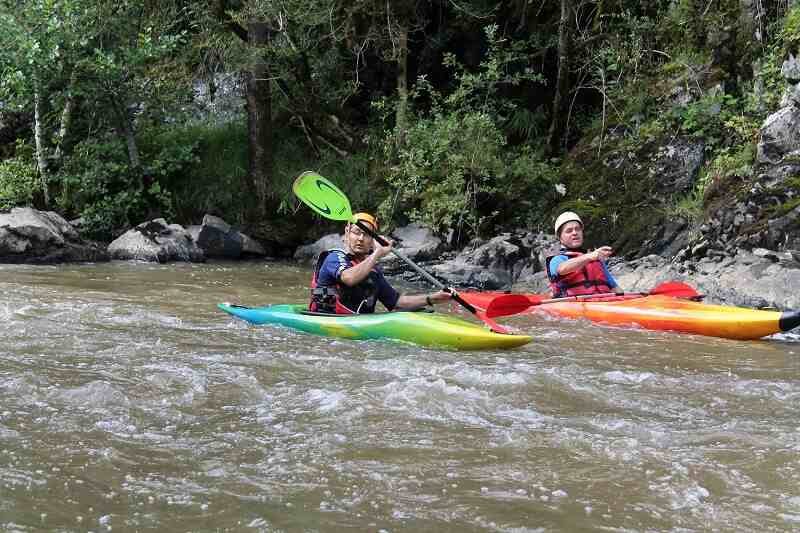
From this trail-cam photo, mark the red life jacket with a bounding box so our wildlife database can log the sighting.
[309,249,379,314]
[545,247,613,298]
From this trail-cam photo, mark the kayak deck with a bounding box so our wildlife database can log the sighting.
[533,294,800,340]
[218,303,532,350]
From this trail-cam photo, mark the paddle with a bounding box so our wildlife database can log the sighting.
[645,281,700,299]
[465,281,702,318]
[292,171,513,334]
[526,281,702,303]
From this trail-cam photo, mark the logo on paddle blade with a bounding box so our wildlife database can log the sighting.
[300,178,349,218]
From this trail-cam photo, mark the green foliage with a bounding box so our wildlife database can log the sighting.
[380,110,506,234]
[668,91,760,150]
[164,122,248,223]
[707,145,755,181]
[666,145,754,223]
[0,145,37,209]
[57,125,198,239]
[377,24,549,237]
[779,5,800,52]
[668,180,707,223]
[505,106,547,142]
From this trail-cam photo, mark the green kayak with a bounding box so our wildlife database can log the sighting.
[218,303,532,350]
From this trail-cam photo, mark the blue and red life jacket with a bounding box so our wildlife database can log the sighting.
[309,249,379,314]
[545,246,613,298]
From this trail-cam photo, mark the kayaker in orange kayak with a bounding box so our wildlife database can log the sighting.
[545,211,625,298]
[309,212,451,314]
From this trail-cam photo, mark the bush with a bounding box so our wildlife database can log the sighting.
[0,155,37,209]
[56,126,196,240]
[376,24,549,237]
[379,110,506,235]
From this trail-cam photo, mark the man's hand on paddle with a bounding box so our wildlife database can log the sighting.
[371,236,394,260]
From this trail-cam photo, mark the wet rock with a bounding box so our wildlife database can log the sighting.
[188,214,266,259]
[757,106,800,165]
[108,218,204,263]
[782,53,800,83]
[610,249,800,310]
[430,233,534,289]
[293,233,344,264]
[636,220,690,258]
[0,207,109,263]
[430,261,512,290]
[691,239,709,258]
[381,224,444,273]
[752,247,780,262]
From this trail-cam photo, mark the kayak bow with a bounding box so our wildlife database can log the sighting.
[218,303,532,350]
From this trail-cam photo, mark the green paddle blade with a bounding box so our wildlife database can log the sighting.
[293,171,354,222]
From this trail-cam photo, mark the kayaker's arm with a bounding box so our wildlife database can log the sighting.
[339,238,394,286]
[395,290,452,310]
[556,246,614,276]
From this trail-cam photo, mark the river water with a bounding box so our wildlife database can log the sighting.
[1,261,799,531]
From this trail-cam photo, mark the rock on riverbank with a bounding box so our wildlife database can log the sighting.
[0,208,108,263]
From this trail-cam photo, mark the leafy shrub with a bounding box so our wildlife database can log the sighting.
[376,24,549,237]
[0,153,37,209]
[380,109,506,234]
[56,126,197,240]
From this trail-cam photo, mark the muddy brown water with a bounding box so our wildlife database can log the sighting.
[1,261,799,531]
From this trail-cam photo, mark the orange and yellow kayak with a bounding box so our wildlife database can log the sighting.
[462,292,800,340]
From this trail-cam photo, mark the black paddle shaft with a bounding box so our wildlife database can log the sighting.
[354,220,478,314]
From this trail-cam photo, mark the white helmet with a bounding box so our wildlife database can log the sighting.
[554,211,583,236]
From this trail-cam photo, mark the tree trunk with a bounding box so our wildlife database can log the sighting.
[115,102,141,170]
[546,0,572,157]
[395,27,409,147]
[33,90,49,207]
[246,21,273,218]
[54,75,76,162]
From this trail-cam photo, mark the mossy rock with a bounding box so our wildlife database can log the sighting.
[552,132,692,255]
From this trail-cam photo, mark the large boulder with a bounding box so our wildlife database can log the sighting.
[108,219,204,263]
[430,233,535,290]
[0,207,108,263]
[757,106,800,165]
[187,214,266,259]
[391,224,442,260]
[293,233,344,264]
[649,137,706,195]
[381,224,444,273]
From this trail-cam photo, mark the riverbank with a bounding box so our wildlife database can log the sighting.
[3,206,799,312]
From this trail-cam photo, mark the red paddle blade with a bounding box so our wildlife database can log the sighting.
[485,294,535,318]
[448,292,512,334]
[473,310,511,334]
[649,281,700,298]
[456,292,504,311]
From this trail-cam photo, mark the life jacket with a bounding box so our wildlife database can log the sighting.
[309,249,379,314]
[545,246,613,298]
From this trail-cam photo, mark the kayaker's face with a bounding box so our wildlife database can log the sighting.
[346,224,373,256]
[559,221,584,249]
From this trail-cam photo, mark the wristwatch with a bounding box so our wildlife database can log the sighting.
[426,295,433,306]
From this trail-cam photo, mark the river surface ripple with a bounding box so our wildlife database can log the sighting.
[1,261,799,532]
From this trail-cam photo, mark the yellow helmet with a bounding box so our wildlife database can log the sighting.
[554,211,583,236]
[352,212,378,232]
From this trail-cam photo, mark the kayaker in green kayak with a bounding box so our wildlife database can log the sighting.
[545,211,624,298]
[310,212,452,314]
